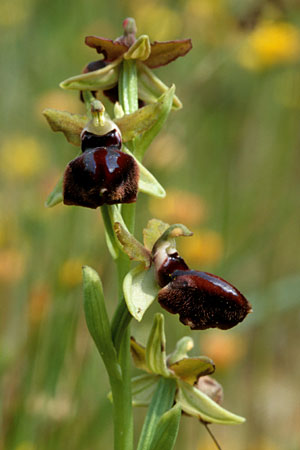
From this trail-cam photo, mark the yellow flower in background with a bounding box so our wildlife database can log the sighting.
[144,133,186,171]
[0,249,25,283]
[59,258,84,287]
[201,332,246,370]
[129,1,182,40]
[36,90,83,121]
[177,229,223,266]
[149,190,206,226]
[0,136,45,180]
[28,283,51,325]
[239,21,300,70]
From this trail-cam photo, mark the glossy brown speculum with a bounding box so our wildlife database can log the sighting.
[156,252,189,287]
[81,129,122,151]
[158,270,251,330]
[63,146,139,208]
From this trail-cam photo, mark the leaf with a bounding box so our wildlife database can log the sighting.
[143,219,170,251]
[130,337,148,371]
[123,264,159,321]
[138,63,182,110]
[148,404,181,450]
[177,380,246,425]
[168,357,215,385]
[82,266,121,381]
[101,205,119,260]
[137,377,177,450]
[60,58,121,91]
[167,336,194,366]
[115,87,175,143]
[122,146,166,198]
[135,84,175,159]
[43,109,86,146]
[146,313,169,377]
[131,374,159,406]
[146,39,193,69]
[45,176,63,207]
[114,222,151,267]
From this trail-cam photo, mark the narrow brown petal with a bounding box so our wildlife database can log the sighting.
[85,36,128,60]
[145,39,192,68]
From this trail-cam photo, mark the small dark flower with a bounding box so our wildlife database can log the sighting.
[157,269,252,330]
[63,145,139,208]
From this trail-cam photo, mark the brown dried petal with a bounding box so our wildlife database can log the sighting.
[145,39,193,68]
[85,36,128,61]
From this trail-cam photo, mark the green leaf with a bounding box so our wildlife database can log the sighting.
[130,337,148,371]
[148,404,181,450]
[101,205,119,260]
[138,63,181,110]
[135,84,175,159]
[43,109,86,146]
[115,87,175,144]
[168,357,215,385]
[59,58,121,91]
[146,313,169,377]
[131,374,159,406]
[123,146,166,198]
[137,377,177,450]
[82,266,121,381]
[123,264,159,321]
[143,218,170,251]
[45,176,63,207]
[177,380,246,425]
[167,336,194,366]
[114,222,151,267]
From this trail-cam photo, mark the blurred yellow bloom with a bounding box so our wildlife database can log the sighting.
[0,249,25,283]
[239,21,300,70]
[144,133,186,171]
[129,2,182,40]
[59,258,83,287]
[36,90,82,120]
[149,190,206,227]
[28,283,51,325]
[0,136,45,180]
[201,332,246,370]
[178,229,223,266]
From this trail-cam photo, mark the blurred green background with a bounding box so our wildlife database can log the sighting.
[1,0,300,449]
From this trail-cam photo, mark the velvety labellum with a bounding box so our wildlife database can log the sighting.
[81,129,122,151]
[63,146,139,208]
[158,270,251,330]
[156,252,189,288]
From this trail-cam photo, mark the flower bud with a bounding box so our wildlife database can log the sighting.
[63,146,139,208]
[158,269,252,330]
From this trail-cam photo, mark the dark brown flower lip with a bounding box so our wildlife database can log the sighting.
[85,35,192,68]
[158,269,252,331]
[155,252,189,287]
[63,146,139,209]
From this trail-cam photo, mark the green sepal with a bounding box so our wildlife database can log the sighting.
[45,175,63,207]
[176,380,246,425]
[137,377,177,450]
[114,222,151,267]
[131,374,159,406]
[148,404,181,450]
[82,266,121,381]
[123,264,159,321]
[43,109,86,146]
[135,84,175,160]
[115,87,175,144]
[124,35,151,61]
[143,218,170,251]
[123,146,166,198]
[146,313,169,377]
[137,63,182,110]
[169,357,215,385]
[59,58,121,91]
[167,336,194,366]
[152,223,193,254]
